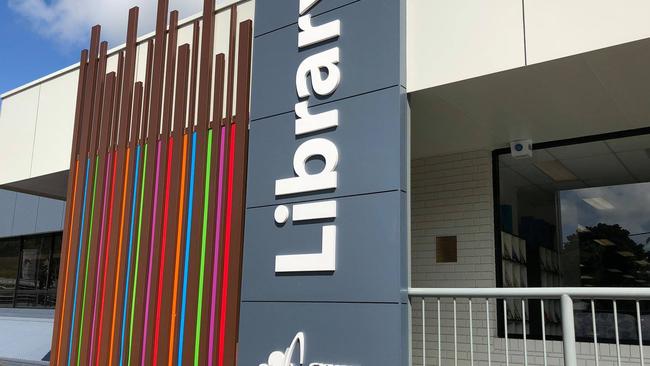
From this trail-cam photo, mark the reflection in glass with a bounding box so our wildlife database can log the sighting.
[497,133,650,344]
[49,233,62,289]
[560,182,650,287]
[0,232,61,308]
[0,239,20,291]
[560,182,650,343]
[19,236,51,291]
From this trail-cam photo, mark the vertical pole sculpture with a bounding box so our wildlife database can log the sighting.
[51,46,88,366]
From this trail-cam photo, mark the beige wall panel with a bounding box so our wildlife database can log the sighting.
[0,86,41,185]
[237,0,255,24]
[106,53,120,75]
[134,41,150,84]
[407,0,526,92]
[214,10,233,57]
[525,0,650,65]
[174,21,196,131]
[231,2,254,115]
[214,11,231,123]
[30,71,79,178]
[177,21,195,46]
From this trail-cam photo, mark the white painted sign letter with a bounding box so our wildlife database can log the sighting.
[275,138,339,196]
[298,14,340,48]
[296,47,341,98]
[294,101,339,136]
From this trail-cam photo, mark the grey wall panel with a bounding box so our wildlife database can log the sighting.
[240,0,407,363]
[242,191,405,303]
[250,0,402,121]
[60,201,67,228]
[11,193,38,236]
[0,189,64,239]
[35,197,65,233]
[400,86,408,197]
[247,86,404,208]
[254,0,357,37]
[238,302,406,366]
[0,190,17,237]
[400,172,408,291]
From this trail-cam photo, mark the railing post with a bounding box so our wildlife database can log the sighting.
[561,294,577,366]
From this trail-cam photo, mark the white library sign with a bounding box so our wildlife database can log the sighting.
[273,0,342,273]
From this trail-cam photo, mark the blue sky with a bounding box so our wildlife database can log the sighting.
[0,0,204,96]
[0,3,80,95]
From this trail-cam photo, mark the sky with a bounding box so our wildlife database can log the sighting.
[559,182,650,248]
[0,0,206,96]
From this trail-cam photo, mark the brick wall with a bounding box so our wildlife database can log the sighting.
[411,151,495,290]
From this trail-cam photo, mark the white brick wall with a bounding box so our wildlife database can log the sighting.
[411,151,495,290]
[410,150,650,365]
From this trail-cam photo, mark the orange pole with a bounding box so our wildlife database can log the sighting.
[108,147,131,365]
[55,160,80,363]
[168,133,189,365]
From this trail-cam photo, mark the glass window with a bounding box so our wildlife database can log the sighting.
[18,235,51,291]
[0,238,20,291]
[0,232,61,308]
[496,133,650,343]
[49,233,62,289]
[0,238,20,307]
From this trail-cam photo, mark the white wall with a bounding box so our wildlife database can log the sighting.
[411,151,495,290]
[410,151,499,365]
[0,67,86,186]
[525,0,650,65]
[407,0,650,92]
[29,72,80,179]
[407,0,526,92]
[0,86,45,185]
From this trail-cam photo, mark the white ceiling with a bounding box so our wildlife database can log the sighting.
[411,36,650,159]
[499,135,650,195]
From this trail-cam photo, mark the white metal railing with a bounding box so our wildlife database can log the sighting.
[409,287,650,366]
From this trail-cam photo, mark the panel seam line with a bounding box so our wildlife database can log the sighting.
[28,86,42,177]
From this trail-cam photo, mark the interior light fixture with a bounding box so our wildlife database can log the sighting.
[534,160,578,182]
[583,197,615,210]
[594,239,615,247]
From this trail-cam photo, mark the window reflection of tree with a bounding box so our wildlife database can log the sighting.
[568,223,649,287]
[567,223,650,344]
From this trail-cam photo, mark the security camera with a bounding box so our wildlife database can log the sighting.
[510,139,533,159]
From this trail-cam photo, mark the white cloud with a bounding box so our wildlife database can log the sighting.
[8,0,205,48]
[560,182,650,242]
